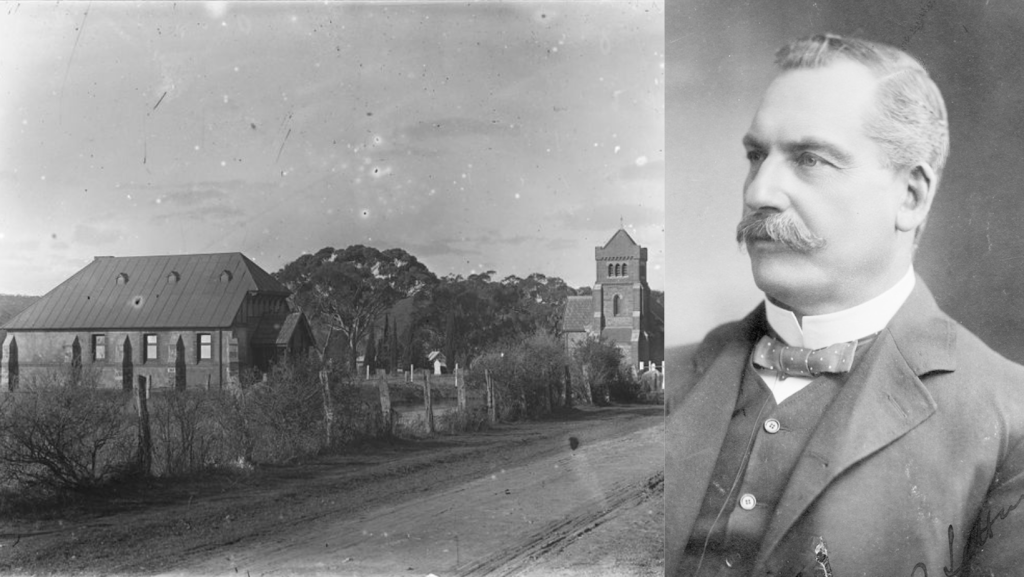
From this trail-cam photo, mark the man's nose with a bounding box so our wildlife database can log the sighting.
[744,155,790,211]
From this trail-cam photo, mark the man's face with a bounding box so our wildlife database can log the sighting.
[740,60,909,314]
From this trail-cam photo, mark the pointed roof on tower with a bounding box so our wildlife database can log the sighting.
[596,228,646,260]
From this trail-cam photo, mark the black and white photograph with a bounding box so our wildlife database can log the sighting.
[667,1,1024,575]
[0,2,664,576]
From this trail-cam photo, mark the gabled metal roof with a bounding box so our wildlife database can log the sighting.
[3,253,290,330]
[562,295,594,333]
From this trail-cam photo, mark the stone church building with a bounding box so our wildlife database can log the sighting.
[1,253,315,392]
[562,229,663,369]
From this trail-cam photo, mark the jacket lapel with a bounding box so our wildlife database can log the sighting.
[754,279,958,568]
[666,307,764,572]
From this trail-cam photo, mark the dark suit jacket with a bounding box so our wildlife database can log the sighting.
[666,280,1024,576]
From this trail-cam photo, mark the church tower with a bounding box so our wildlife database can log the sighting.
[593,228,650,367]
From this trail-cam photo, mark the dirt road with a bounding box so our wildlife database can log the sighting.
[0,405,663,576]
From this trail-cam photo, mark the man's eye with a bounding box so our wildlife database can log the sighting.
[746,150,764,163]
[796,153,822,167]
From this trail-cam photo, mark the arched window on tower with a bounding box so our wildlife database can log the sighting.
[613,294,622,316]
[608,263,614,277]
[622,263,628,277]
[614,263,620,277]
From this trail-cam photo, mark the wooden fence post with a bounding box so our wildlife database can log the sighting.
[545,372,553,414]
[564,365,573,409]
[422,370,434,434]
[456,364,466,415]
[135,375,152,476]
[378,372,392,434]
[320,368,334,448]
[485,368,496,424]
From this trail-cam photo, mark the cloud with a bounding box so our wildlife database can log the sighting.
[555,202,664,232]
[150,204,246,225]
[1,239,41,252]
[156,187,229,206]
[404,236,483,259]
[130,181,255,226]
[403,117,513,141]
[402,230,532,257]
[73,224,122,246]
[617,158,665,181]
[544,237,578,251]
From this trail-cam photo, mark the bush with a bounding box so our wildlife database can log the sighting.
[216,358,329,465]
[608,364,642,403]
[570,336,635,405]
[433,407,488,434]
[0,355,436,499]
[149,390,225,476]
[0,367,136,492]
[331,378,388,443]
[636,369,664,404]
[468,332,569,420]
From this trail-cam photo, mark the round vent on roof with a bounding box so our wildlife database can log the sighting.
[116,272,129,285]
[167,271,180,284]
[220,270,233,282]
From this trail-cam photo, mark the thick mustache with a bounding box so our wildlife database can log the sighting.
[735,210,826,253]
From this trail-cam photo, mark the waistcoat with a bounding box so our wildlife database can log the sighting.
[680,358,845,575]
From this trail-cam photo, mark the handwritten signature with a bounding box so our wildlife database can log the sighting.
[910,492,1024,576]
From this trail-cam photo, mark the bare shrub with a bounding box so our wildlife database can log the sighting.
[636,369,664,404]
[330,380,386,443]
[216,359,326,465]
[149,390,224,476]
[468,332,568,421]
[0,367,135,492]
[433,408,488,434]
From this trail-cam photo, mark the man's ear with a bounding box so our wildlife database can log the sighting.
[895,162,937,233]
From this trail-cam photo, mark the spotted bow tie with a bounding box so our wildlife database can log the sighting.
[751,335,858,380]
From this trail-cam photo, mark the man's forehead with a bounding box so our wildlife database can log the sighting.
[745,61,880,148]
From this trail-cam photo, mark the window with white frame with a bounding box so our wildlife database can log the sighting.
[144,334,158,362]
[92,334,106,361]
[197,333,212,361]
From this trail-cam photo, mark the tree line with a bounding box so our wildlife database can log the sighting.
[274,244,623,375]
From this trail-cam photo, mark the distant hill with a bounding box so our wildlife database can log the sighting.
[0,294,40,327]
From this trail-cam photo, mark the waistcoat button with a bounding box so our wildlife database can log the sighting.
[764,418,781,434]
[739,493,757,510]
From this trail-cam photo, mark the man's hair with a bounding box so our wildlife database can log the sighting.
[775,34,949,186]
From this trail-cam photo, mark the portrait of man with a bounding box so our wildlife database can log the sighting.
[666,3,1024,575]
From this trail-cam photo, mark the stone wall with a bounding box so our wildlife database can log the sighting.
[1,329,242,392]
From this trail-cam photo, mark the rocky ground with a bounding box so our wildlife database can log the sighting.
[0,404,664,577]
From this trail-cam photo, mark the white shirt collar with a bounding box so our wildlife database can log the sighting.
[764,267,916,349]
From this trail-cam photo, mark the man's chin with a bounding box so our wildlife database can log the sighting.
[748,249,814,292]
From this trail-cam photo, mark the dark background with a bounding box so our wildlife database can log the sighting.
[667,0,1024,363]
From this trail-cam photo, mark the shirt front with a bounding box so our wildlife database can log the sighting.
[759,267,916,403]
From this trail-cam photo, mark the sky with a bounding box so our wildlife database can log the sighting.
[0,1,664,296]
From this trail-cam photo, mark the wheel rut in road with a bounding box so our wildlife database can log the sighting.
[457,470,663,577]
[164,418,663,577]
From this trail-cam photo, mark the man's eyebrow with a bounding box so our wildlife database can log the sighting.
[741,134,765,150]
